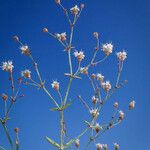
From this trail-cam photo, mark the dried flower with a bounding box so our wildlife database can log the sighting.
[114,143,119,150]
[129,100,135,110]
[1,61,14,73]
[97,73,104,82]
[21,69,31,79]
[95,123,101,133]
[119,110,124,120]
[51,81,59,91]
[2,93,8,101]
[43,28,49,33]
[55,0,60,4]
[74,139,80,148]
[92,96,98,105]
[56,32,66,41]
[74,51,85,62]
[116,51,127,61]
[80,67,88,75]
[14,127,19,133]
[102,43,113,55]
[90,108,99,118]
[103,144,108,150]
[93,32,99,38]
[114,102,119,108]
[96,143,103,150]
[20,45,30,55]
[70,5,80,15]
[102,81,111,92]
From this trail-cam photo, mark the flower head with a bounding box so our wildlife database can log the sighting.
[21,69,31,79]
[92,96,98,105]
[55,0,61,4]
[2,93,8,101]
[129,100,135,110]
[116,51,127,61]
[70,5,80,15]
[56,32,66,41]
[74,139,80,148]
[119,110,124,120]
[90,108,99,118]
[20,45,30,55]
[95,123,101,133]
[114,143,119,150]
[51,81,59,91]
[97,73,104,82]
[80,67,88,75]
[1,61,14,73]
[114,102,119,108]
[96,143,103,150]
[102,43,113,55]
[102,81,111,92]
[74,51,85,62]
[103,144,108,150]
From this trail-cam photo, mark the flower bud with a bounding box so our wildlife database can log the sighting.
[91,73,96,79]
[119,110,124,120]
[2,93,8,101]
[74,139,80,148]
[103,144,108,150]
[96,143,103,150]
[55,0,60,4]
[114,143,119,150]
[80,3,85,9]
[43,28,48,33]
[14,127,19,133]
[114,102,119,108]
[129,101,135,110]
[95,123,101,133]
[13,36,19,41]
[93,32,99,38]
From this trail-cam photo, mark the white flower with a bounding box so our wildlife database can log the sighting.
[21,69,31,78]
[56,32,66,41]
[95,123,101,133]
[92,96,98,104]
[1,61,14,72]
[51,81,59,91]
[102,43,113,55]
[90,108,99,118]
[74,139,80,148]
[80,67,88,74]
[102,81,111,92]
[70,5,80,15]
[74,51,85,62]
[20,45,30,55]
[96,143,103,150]
[119,110,124,120]
[116,51,127,61]
[97,73,104,82]
[129,100,135,110]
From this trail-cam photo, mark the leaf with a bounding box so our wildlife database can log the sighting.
[50,107,60,111]
[46,136,60,148]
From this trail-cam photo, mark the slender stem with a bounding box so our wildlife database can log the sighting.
[60,111,64,149]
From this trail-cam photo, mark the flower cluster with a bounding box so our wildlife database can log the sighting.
[97,73,104,82]
[51,81,59,91]
[90,108,99,118]
[74,51,85,62]
[70,5,80,15]
[116,51,127,61]
[19,45,30,55]
[1,61,14,73]
[56,32,67,41]
[102,81,111,92]
[102,43,113,55]
[21,69,31,79]
[96,143,108,150]
[80,67,88,75]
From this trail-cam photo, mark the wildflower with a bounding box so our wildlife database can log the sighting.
[55,0,60,4]
[102,81,111,92]
[19,45,30,55]
[103,144,108,150]
[80,67,88,75]
[90,108,99,118]
[95,123,101,133]
[43,28,49,33]
[92,96,98,105]
[114,102,119,108]
[129,100,135,110]
[119,110,124,120]
[74,51,85,62]
[70,5,80,15]
[102,43,113,55]
[93,32,99,39]
[74,139,80,148]
[14,127,19,133]
[96,143,103,150]
[2,93,8,101]
[1,61,14,73]
[21,69,31,79]
[116,51,127,61]
[114,143,119,150]
[51,81,59,91]
[97,73,104,82]
[91,73,97,79]
[56,32,66,41]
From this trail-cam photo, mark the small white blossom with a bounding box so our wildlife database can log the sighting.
[20,45,30,55]
[90,108,99,118]
[96,143,103,150]
[56,32,66,41]
[116,51,127,61]
[129,100,135,110]
[21,69,31,78]
[102,81,111,92]
[51,81,59,91]
[95,123,101,133]
[97,73,104,82]
[102,43,113,55]
[92,96,98,104]
[70,5,80,15]
[119,110,124,120]
[74,139,80,148]
[1,61,14,72]
[114,143,119,150]
[74,51,85,62]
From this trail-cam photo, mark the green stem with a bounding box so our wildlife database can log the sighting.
[60,111,64,149]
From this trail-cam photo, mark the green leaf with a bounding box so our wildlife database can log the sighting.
[46,136,60,148]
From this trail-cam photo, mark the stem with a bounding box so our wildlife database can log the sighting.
[60,111,64,149]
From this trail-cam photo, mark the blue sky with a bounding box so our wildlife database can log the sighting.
[0,0,149,149]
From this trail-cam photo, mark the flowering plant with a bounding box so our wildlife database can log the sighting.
[0,0,135,150]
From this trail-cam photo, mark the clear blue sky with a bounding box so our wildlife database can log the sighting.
[0,0,149,149]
